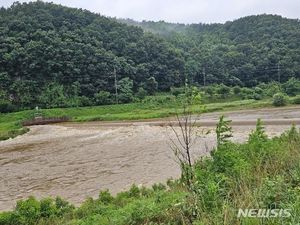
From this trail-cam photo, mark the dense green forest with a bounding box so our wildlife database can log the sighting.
[0,1,299,111]
[121,15,300,86]
[0,1,184,110]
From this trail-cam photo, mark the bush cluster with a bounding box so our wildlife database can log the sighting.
[272,92,288,107]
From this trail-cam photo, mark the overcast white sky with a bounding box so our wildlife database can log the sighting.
[1,0,300,24]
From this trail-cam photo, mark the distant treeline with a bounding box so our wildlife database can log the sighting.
[121,15,300,86]
[0,2,299,110]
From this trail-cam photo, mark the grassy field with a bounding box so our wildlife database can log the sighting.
[0,98,272,141]
[1,121,299,225]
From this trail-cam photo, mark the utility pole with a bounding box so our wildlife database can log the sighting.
[203,67,206,87]
[277,63,281,83]
[114,67,118,104]
[184,73,188,95]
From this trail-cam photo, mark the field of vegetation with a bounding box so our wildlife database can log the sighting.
[1,118,300,225]
[2,80,300,141]
[0,97,267,141]
[1,1,300,141]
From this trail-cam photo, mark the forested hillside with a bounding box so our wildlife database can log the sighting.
[122,15,300,86]
[0,1,184,109]
[0,2,299,111]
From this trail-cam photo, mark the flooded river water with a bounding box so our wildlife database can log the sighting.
[1,106,300,211]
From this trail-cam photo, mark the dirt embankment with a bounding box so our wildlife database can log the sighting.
[0,106,300,211]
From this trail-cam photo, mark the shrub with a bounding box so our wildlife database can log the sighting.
[215,115,233,147]
[253,93,262,100]
[0,100,15,113]
[254,87,263,95]
[142,95,176,105]
[136,87,147,100]
[291,95,300,105]
[240,86,263,100]
[170,87,185,97]
[283,77,300,96]
[258,82,282,97]
[261,176,288,208]
[40,198,57,218]
[94,91,112,105]
[65,96,83,107]
[216,84,231,98]
[233,86,241,95]
[99,190,114,204]
[118,77,134,103]
[152,183,166,191]
[240,87,254,99]
[248,119,268,143]
[39,83,68,108]
[15,196,41,225]
[55,197,74,217]
[78,96,94,106]
[128,185,141,198]
[272,93,288,107]
[144,76,158,95]
[0,212,14,225]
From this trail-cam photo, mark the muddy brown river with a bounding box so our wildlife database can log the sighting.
[1,106,300,211]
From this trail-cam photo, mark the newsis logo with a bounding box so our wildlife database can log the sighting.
[237,209,292,218]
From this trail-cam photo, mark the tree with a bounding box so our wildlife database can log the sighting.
[39,83,67,108]
[169,105,196,188]
[283,77,300,96]
[144,77,158,95]
[0,100,15,113]
[0,1,185,110]
[118,77,134,103]
[1,2,300,110]
[168,89,203,189]
[204,86,215,97]
[136,87,147,100]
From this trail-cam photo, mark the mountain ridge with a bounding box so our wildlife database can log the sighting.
[0,2,299,110]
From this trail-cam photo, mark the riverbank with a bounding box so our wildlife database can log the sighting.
[1,106,299,211]
[0,99,272,141]
[1,114,300,224]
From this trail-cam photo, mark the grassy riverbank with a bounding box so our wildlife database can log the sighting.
[0,99,271,141]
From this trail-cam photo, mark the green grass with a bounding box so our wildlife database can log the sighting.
[1,123,300,225]
[0,98,272,141]
[0,110,33,140]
